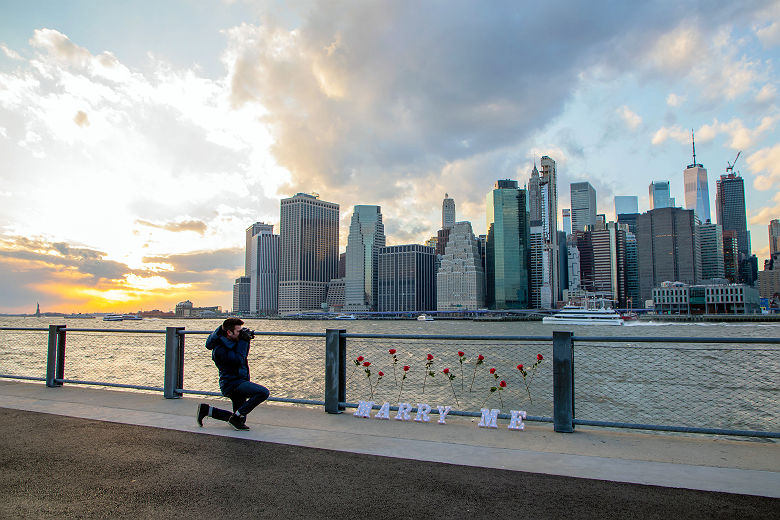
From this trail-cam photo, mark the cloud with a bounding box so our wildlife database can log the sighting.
[616,105,642,130]
[0,43,22,60]
[652,115,779,150]
[135,218,208,235]
[748,190,780,225]
[143,248,243,275]
[666,93,686,107]
[755,83,777,104]
[747,143,780,191]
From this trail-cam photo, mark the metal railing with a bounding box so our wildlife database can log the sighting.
[1,325,778,438]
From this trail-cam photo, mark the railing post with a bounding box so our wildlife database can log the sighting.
[46,325,65,387]
[164,327,185,398]
[553,331,574,433]
[325,328,346,413]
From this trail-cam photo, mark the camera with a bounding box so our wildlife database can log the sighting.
[238,327,255,341]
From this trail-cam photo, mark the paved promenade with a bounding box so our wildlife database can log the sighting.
[0,380,778,518]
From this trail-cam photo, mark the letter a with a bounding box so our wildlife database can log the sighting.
[353,400,374,418]
[374,402,391,420]
[478,408,499,428]
[508,410,526,431]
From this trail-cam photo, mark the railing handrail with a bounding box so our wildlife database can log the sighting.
[573,335,780,344]
[344,333,554,341]
[0,327,50,332]
[180,330,327,337]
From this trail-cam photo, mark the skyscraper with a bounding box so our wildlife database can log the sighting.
[683,132,711,223]
[279,193,339,313]
[570,181,596,232]
[573,223,627,307]
[699,222,725,281]
[486,180,530,309]
[769,219,780,257]
[649,181,672,209]
[723,230,739,283]
[562,208,571,236]
[614,196,639,217]
[248,226,279,315]
[636,207,701,302]
[442,194,455,229]
[716,173,751,281]
[232,276,251,314]
[625,232,640,308]
[377,245,436,312]
[527,156,559,307]
[345,205,385,312]
[246,222,273,276]
[436,221,485,310]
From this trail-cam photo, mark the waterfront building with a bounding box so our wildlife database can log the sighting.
[377,245,435,312]
[566,234,581,294]
[653,281,760,315]
[232,276,251,314]
[486,180,530,309]
[176,299,195,317]
[769,219,780,257]
[759,256,780,299]
[436,221,485,310]
[326,278,346,312]
[245,222,273,277]
[345,205,386,312]
[557,230,568,303]
[723,230,740,283]
[573,223,627,307]
[527,156,559,307]
[715,173,751,266]
[442,194,455,229]
[699,222,725,282]
[570,181,596,232]
[625,231,640,308]
[562,208,571,236]
[248,227,279,315]
[529,224,546,309]
[649,181,672,209]
[279,193,339,313]
[614,196,639,217]
[683,135,711,223]
[617,212,639,235]
[636,207,701,303]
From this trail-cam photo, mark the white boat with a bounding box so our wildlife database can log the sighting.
[102,314,124,322]
[417,314,434,321]
[334,314,357,320]
[121,315,143,320]
[542,305,624,326]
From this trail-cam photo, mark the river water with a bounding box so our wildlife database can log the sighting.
[1,316,778,433]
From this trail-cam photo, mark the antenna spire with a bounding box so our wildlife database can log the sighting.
[691,129,696,165]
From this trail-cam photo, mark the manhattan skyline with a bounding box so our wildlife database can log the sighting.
[1,1,779,313]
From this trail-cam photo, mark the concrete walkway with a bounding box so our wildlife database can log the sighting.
[1,380,778,499]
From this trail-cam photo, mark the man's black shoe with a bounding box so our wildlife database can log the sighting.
[196,403,209,427]
[228,414,250,431]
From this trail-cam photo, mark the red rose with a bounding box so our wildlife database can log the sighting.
[477,354,484,361]
[403,365,410,371]
[356,356,364,362]
[517,364,524,371]
[443,368,450,374]
[363,361,371,367]
[458,351,465,357]
[378,371,384,377]
[489,367,496,374]
[389,349,396,355]
[537,354,544,361]
[427,354,434,361]
[499,380,507,388]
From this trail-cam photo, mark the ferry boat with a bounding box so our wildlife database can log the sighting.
[121,315,143,321]
[417,314,434,321]
[334,314,357,320]
[102,314,124,322]
[542,305,624,326]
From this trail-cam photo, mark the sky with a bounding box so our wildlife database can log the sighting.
[1,0,779,314]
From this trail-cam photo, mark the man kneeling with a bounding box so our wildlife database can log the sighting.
[196,318,269,431]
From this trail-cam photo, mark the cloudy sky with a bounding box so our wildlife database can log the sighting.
[1,0,779,313]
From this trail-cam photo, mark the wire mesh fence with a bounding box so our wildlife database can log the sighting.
[573,341,780,433]
[0,328,49,380]
[59,331,167,391]
[345,337,552,418]
[181,332,327,402]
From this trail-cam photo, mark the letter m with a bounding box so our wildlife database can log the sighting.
[353,400,374,418]
[478,408,500,428]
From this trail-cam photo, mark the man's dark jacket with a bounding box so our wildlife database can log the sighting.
[205,326,251,396]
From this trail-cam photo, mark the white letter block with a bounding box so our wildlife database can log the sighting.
[395,402,412,421]
[374,402,391,420]
[414,403,431,422]
[478,408,500,428]
[508,410,527,431]
[353,400,374,418]
[437,406,452,424]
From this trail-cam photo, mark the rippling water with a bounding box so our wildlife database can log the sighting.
[1,316,778,433]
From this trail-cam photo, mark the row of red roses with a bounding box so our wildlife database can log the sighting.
[351,350,544,405]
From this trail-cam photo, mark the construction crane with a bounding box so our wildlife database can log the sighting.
[726,151,741,174]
